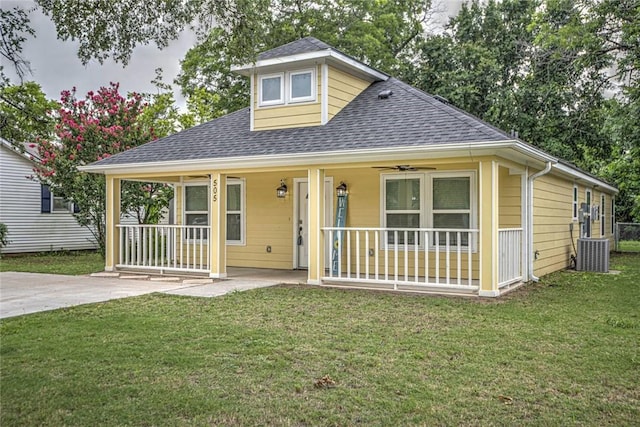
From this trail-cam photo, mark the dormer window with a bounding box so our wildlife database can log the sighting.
[259,73,284,106]
[289,69,315,103]
[258,69,316,107]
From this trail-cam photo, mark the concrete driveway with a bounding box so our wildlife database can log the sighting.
[0,272,282,319]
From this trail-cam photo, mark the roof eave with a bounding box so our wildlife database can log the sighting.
[231,50,389,81]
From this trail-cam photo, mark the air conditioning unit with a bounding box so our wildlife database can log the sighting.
[576,238,610,272]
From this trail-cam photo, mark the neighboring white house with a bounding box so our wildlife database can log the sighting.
[0,138,97,254]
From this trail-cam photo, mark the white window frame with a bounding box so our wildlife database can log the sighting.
[600,194,606,236]
[184,183,209,241]
[572,184,578,221]
[381,173,424,246]
[258,72,284,106]
[379,171,477,251]
[288,68,316,103]
[427,171,477,250]
[226,178,246,245]
[584,188,592,238]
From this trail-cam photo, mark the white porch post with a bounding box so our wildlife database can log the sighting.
[209,172,227,278]
[105,176,121,271]
[307,168,326,285]
[479,160,500,296]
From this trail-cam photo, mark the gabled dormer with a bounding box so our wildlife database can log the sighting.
[232,37,388,131]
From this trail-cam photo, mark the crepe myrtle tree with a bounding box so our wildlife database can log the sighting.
[31,83,173,256]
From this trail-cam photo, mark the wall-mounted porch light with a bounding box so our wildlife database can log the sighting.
[276,179,288,198]
[336,181,348,197]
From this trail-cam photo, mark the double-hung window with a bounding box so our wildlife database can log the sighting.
[259,73,284,106]
[382,171,476,249]
[383,175,422,244]
[430,173,473,246]
[184,185,209,239]
[41,184,75,213]
[226,179,245,245]
[184,181,245,243]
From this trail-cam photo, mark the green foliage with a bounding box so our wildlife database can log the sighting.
[0,222,9,254]
[0,81,57,147]
[31,83,174,256]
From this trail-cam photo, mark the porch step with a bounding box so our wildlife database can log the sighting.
[149,277,182,282]
[119,274,150,280]
[90,272,121,278]
[182,278,214,285]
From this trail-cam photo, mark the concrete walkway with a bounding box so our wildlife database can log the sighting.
[0,271,289,319]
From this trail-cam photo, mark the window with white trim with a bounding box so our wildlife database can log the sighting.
[572,185,578,221]
[41,184,76,213]
[184,184,209,239]
[383,175,422,244]
[583,188,592,238]
[430,173,474,246]
[226,179,245,245]
[259,73,284,106]
[600,194,606,236]
[289,69,315,103]
[381,171,476,249]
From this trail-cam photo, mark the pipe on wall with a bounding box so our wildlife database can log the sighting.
[527,161,554,282]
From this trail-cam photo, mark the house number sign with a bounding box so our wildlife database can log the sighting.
[212,179,218,203]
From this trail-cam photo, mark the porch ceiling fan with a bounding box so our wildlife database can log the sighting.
[372,165,435,171]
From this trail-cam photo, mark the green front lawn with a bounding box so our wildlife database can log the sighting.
[0,251,103,275]
[1,254,638,425]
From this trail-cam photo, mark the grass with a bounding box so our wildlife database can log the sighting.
[1,254,638,426]
[618,240,640,252]
[0,251,103,275]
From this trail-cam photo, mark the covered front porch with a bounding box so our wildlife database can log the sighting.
[104,157,529,297]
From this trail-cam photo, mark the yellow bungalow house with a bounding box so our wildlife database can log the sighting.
[81,37,618,297]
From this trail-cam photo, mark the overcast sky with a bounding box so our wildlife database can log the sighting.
[5,1,463,107]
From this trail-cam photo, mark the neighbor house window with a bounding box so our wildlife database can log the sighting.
[572,185,578,221]
[430,173,474,246]
[226,179,245,245]
[184,184,208,239]
[259,73,284,106]
[600,194,606,236]
[289,69,315,103]
[383,175,422,244]
[41,184,74,213]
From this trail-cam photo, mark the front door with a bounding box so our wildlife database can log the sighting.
[295,179,332,269]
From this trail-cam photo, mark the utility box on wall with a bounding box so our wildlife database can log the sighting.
[576,238,610,272]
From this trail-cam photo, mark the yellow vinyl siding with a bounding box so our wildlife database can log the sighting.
[498,166,522,228]
[253,65,322,130]
[327,66,370,120]
[227,171,307,269]
[532,174,574,277]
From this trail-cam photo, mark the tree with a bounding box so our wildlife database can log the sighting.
[0,6,35,84]
[32,83,174,255]
[177,0,434,121]
[0,81,57,147]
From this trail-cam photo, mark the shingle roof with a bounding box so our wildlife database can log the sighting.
[91,78,513,167]
[258,37,332,60]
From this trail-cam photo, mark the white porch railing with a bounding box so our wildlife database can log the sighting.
[498,228,523,287]
[117,225,210,273]
[322,227,479,291]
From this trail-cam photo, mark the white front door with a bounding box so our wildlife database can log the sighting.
[295,179,332,269]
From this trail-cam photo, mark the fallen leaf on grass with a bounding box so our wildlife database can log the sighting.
[314,375,336,389]
[498,395,514,405]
